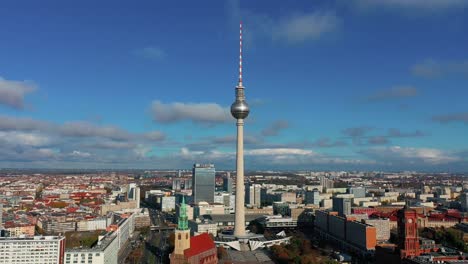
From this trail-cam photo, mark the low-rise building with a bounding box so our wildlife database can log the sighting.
[65,233,119,264]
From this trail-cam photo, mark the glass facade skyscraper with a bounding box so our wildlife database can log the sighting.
[192,164,215,204]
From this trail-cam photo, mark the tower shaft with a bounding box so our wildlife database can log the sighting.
[234,119,246,237]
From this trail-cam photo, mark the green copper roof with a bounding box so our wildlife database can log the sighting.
[178,195,188,230]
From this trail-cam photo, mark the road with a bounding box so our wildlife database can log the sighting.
[140,206,172,263]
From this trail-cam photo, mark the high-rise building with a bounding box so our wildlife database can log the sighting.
[173,178,183,191]
[127,183,140,209]
[333,197,352,216]
[192,164,215,204]
[305,188,320,205]
[184,179,192,190]
[319,176,334,190]
[0,236,65,264]
[223,172,233,193]
[245,183,261,207]
[231,22,250,238]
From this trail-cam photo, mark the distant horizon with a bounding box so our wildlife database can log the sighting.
[0,1,467,171]
[0,167,466,175]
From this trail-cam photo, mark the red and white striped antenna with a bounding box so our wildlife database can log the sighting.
[238,21,243,86]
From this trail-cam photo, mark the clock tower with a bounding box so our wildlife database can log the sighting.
[397,205,420,259]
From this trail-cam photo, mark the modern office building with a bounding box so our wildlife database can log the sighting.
[127,183,140,209]
[305,188,321,205]
[319,176,334,190]
[192,164,215,204]
[245,183,261,207]
[333,197,352,216]
[0,236,65,264]
[173,178,183,191]
[223,173,233,193]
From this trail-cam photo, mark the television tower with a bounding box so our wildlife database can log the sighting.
[231,22,250,238]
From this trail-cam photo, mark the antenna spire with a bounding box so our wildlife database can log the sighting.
[238,21,243,86]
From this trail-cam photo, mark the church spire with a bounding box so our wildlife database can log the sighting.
[178,195,188,230]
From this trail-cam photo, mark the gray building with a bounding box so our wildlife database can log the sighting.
[461,191,468,212]
[172,178,182,191]
[192,164,215,204]
[223,173,233,193]
[245,183,261,207]
[333,197,352,216]
[348,187,366,198]
[305,188,320,205]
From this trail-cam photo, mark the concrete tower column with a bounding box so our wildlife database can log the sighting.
[234,119,245,237]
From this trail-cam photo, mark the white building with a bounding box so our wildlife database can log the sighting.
[189,219,218,237]
[65,233,119,264]
[0,236,65,264]
[77,218,107,232]
[261,215,297,228]
[127,183,140,209]
[161,196,176,212]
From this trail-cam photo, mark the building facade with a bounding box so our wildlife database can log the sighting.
[65,233,119,264]
[0,236,65,264]
[192,164,215,204]
[333,197,352,216]
[305,188,320,205]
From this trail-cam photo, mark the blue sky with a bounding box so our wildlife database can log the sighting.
[0,0,467,171]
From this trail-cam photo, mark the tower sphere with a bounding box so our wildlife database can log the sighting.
[231,100,249,119]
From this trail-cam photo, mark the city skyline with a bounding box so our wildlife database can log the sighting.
[0,1,467,171]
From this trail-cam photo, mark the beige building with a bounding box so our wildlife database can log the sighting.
[99,200,138,215]
[364,219,390,241]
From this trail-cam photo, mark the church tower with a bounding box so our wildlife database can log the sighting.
[397,205,420,259]
[171,196,191,263]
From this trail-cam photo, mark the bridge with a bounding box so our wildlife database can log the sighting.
[150,225,175,232]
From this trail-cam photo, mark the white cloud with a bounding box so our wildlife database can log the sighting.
[0,77,37,110]
[411,59,468,78]
[432,112,468,124]
[0,115,51,131]
[362,146,461,165]
[134,46,166,60]
[180,147,204,157]
[227,1,338,44]
[354,0,467,10]
[143,131,166,141]
[70,150,92,158]
[60,121,131,140]
[363,86,419,102]
[245,148,315,156]
[261,120,289,137]
[0,131,51,147]
[134,145,152,158]
[274,12,339,43]
[151,101,231,124]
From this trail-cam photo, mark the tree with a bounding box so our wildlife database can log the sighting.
[168,233,175,247]
[217,247,228,259]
